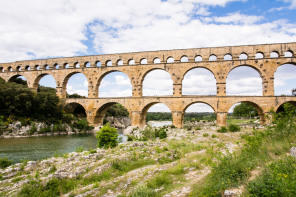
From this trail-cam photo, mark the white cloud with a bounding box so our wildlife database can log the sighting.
[148,103,171,112]
[143,70,173,96]
[213,12,264,25]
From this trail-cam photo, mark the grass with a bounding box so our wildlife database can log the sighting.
[227,118,255,125]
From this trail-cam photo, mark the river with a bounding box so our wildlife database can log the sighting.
[0,133,127,163]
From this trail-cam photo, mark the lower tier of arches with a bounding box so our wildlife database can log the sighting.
[64,96,296,128]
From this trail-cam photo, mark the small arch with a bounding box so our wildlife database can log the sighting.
[74,62,80,68]
[96,61,102,67]
[94,102,130,126]
[227,101,265,125]
[255,52,264,59]
[209,54,217,61]
[128,59,135,65]
[8,66,13,72]
[64,102,87,118]
[106,60,112,66]
[153,57,161,64]
[140,103,172,127]
[44,64,49,70]
[0,67,4,72]
[180,56,189,62]
[270,51,279,58]
[284,50,293,57]
[84,62,91,67]
[35,65,40,70]
[140,58,148,64]
[195,55,202,62]
[16,66,21,71]
[117,59,123,66]
[54,63,59,69]
[25,65,31,71]
[142,69,173,96]
[239,53,248,60]
[64,63,70,69]
[224,54,232,60]
[167,57,174,63]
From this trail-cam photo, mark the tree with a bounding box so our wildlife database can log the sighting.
[96,123,119,148]
[233,103,258,118]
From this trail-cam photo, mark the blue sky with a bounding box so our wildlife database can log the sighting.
[1,0,296,113]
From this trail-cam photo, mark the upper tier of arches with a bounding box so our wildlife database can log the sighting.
[0,43,295,72]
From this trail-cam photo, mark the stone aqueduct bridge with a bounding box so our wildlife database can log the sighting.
[1,42,296,128]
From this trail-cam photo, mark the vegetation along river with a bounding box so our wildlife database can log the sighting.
[0,133,127,163]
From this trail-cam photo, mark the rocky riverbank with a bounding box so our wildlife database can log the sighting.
[0,124,246,196]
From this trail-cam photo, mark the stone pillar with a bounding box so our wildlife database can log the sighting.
[130,111,142,127]
[262,112,273,125]
[216,112,227,126]
[56,87,64,98]
[133,85,142,97]
[173,84,182,97]
[86,109,97,126]
[88,85,98,98]
[262,77,274,96]
[217,83,226,96]
[172,111,183,128]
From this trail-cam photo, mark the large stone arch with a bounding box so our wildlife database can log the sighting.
[141,68,174,96]
[226,100,266,125]
[226,65,263,96]
[8,74,26,83]
[62,72,89,98]
[139,102,173,127]
[182,67,217,95]
[95,70,133,97]
[94,102,131,126]
[275,100,296,113]
[33,73,57,89]
[64,102,87,118]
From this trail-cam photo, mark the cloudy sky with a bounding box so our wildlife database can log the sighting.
[2,0,296,113]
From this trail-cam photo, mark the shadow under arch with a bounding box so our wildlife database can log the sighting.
[64,102,87,118]
[33,73,57,89]
[94,102,130,126]
[139,102,172,127]
[96,70,132,98]
[62,72,89,98]
[275,101,296,113]
[182,67,217,95]
[8,75,27,86]
[227,101,266,125]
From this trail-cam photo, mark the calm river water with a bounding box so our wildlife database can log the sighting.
[0,133,127,163]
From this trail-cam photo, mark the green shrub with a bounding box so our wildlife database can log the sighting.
[247,157,296,196]
[217,126,228,133]
[195,126,201,130]
[228,124,240,132]
[0,157,12,168]
[130,184,155,197]
[203,133,209,137]
[156,128,167,139]
[96,123,119,149]
[29,123,37,135]
[88,149,97,154]
[211,134,217,138]
[127,135,135,141]
[73,118,93,131]
[75,146,84,152]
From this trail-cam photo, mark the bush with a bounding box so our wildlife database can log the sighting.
[228,124,240,132]
[130,184,155,197]
[73,118,93,132]
[155,128,167,139]
[96,123,119,149]
[217,126,228,133]
[0,157,12,168]
[75,146,84,152]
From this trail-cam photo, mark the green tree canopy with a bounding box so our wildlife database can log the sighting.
[233,103,258,118]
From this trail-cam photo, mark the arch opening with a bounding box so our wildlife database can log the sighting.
[64,63,70,69]
[183,103,216,128]
[285,50,293,57]
[85,62,91,67]
[54,64,59,69]
[106,60,112,66]
[270,51,279,58]
[35,65,40,70]
[16,66,21,71]
[209,54,217,61]
[96,61,102,67]
[195,55,202,62]
[276,102,296,114]
[64,103,87,118]
[140,103,172,127]
[274,64,296,96]
[153,58,161,64]
[140,58,148,64]
[227,102,265,125]
[94,102,130,128]
[226,66,262,96]
[44,64,49,70]
[0,67,4,72]
[224,54,232,60]
[142,69,173,96]
[74,62,80,68]
[8,75,27,86]
[182,68,216,95]
[180,56,188,62]
[239,53,248,60]
[98,71,132,98]
[65,73,88,98]
[167,57,174,63]
[8,66,13,72]
[128,59,135,65]
[255,52,264,59]
[35,74,57,93]
[117,59,123,66]
[25,65,31,71]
